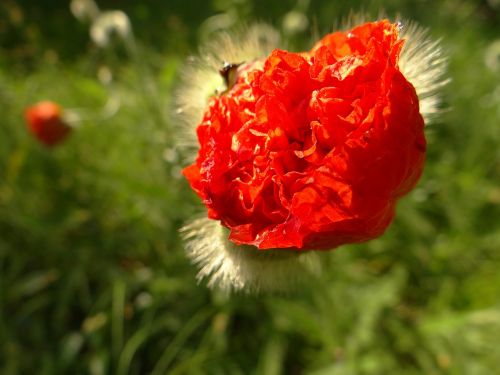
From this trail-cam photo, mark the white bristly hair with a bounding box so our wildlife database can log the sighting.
[173,24,280,160]
[176,18,447,293]
[338,13,448,123]
[398,21,449,123]
[181,217,321,293]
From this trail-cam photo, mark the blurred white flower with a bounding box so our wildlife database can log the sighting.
[90,11,132,48]
[70,0,99,22]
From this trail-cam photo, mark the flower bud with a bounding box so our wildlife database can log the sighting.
[178,20,447,292]
[25,101,72,147]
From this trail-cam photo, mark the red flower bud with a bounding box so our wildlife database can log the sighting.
[178,20,447,291]
[25,101,71,147]
[184,20,426,251]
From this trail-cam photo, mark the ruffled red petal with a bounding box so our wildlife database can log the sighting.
[183,20,426,250]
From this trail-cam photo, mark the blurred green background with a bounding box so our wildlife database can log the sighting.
[1,0,499,374]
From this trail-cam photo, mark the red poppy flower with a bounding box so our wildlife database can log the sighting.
[25,101,72,147]
[183,20,426,251]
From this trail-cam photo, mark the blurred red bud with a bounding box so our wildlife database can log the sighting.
[25,101,72,147]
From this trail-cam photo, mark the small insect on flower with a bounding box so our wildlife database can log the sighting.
[25,101,72,147]
[176,20,447,293]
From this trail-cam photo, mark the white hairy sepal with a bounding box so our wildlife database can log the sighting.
[174,19,446,152]
[398,22,448,123]
[173,24,280,158]
[181,217,321,293]
[340,13,448,123]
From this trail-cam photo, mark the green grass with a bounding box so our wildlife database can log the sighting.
[1,0,499,374]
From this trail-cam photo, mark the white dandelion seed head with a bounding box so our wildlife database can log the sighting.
[181,217,321,293]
